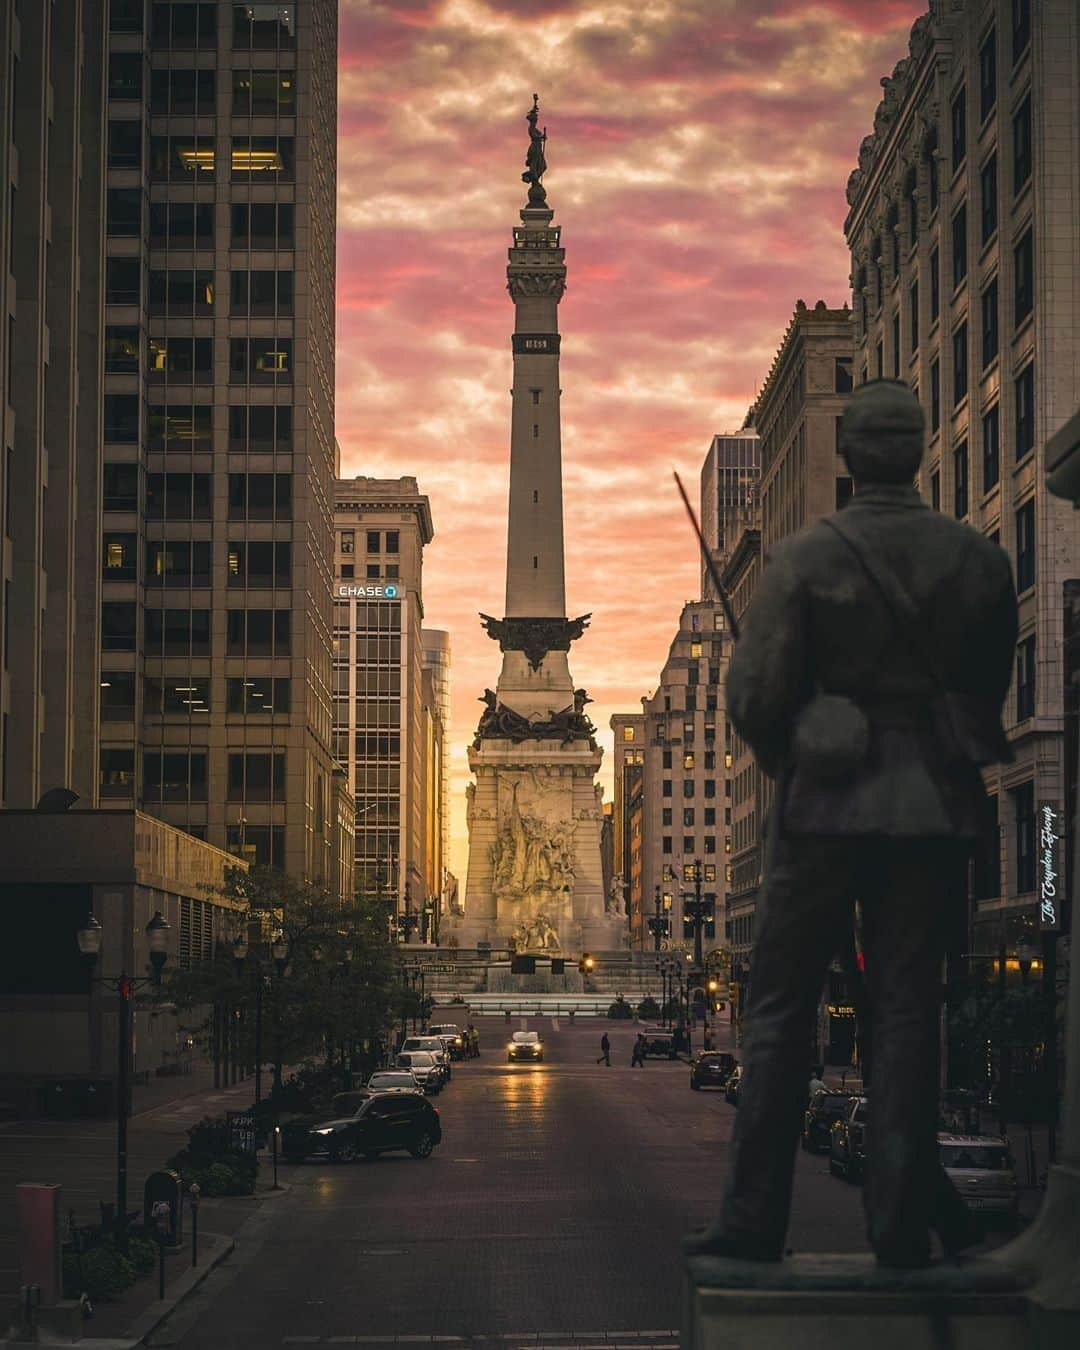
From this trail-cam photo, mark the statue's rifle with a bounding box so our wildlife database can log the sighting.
[672,470,741,641]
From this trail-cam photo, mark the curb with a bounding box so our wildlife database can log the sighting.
[0,1233,236,1350]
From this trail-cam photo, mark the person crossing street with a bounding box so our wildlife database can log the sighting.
[596,1031,611,1066]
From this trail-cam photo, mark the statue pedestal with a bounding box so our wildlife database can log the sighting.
[683,1253,1032,1350]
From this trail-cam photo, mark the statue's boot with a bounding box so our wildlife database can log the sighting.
[681,1224,783,1262]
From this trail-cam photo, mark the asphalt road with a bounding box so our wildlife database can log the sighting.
[147,1013,870,1349]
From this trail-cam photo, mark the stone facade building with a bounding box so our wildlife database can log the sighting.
[332,476,436,935]
[844,0,1080,953]
[0,1,107,810]
[610,712,645,945]
[88,0,342,885]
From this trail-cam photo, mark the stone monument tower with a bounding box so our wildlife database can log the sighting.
[459,98,622,957]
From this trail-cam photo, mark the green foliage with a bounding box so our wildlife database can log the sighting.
[164,866,400,1088]
[608,997,633,1019]
[63,1247,136,1300]
[127,1235,158,1277]
[167,1114,258,1194]
[637,996,661,1020]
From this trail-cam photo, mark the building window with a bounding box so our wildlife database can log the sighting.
[227,752,286,802]
[230,270,294,317]
[146,335,213,381]
[1012,779,1034,893]
[226,609,291,657]
[107,188,143,237]
[148,405,212,454]
[1012,0,1030,63]
[146,473,212,520]
[662,836,672,854]
[951,204,967,288]
[231,202,294,247]
[102,533,137,582]
[683,779,695,798]
[227,541,292,589]
[892,312,900,378]
[905,167,918,249]
[100,672,136,722]
[102,602,137,651]
[150,134,216,181]
[104,327,140,374]
[930,470,941,512]
[108,120,142,169]
[150,201,213,248]
[339,529,355,555]
[232,2,297,49]
[232,69,296,116]
[229,338,293,383]
[231,134,294,181]
[110,0,145,33]
[909,280,919,353]
[99,749,135,799]
[228,405,292,452]
[1012,95,1032,194]
[1016,635,1036,721]
[145,608,211,656]
[104,394,140,443]
[228,474,292,521]
[146,541,212,587]
[151,1,218,48]
[1014,229,1033,326]
[227,677,291,715]
[930,359,941,432]
[386,531,400,553]
[106,257,141,306]
[834,358,853,393]
[148,269,215,316]
[143,752,208,803]
[925,128,939,214]
[981,278,999,368]
[982,405,1000,492]
[979,27,997,123]
[929,247,940,321]
[1015,362,1035,459]
[953,441,969,519]
[951,84,966,168]
[150,67,215,114]
[980,153,997,243]
[1015,498,1035,592]
[953,322,968,405]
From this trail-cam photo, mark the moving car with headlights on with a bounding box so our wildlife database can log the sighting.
[367,1069,421,1094]
[829,1095,868,1181]
[395,1050,443,1094]
[690,1051,737,1091]
[401,1036,452,1082]
[802,1090,856,1153]
[281,1089,441,1163]
[507,1030,544,1062]
[938,1133,1018,1225]
[428,1024,466,1060]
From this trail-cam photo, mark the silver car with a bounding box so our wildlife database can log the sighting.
[367,1069,421,1094]
[395,1051,442,1094]
[938,1133,1018,1224]
[402,1036,451,1082]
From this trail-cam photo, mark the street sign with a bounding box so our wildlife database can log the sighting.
[226,1111,257,1155]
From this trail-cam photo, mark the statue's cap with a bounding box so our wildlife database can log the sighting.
[841,379,924,436]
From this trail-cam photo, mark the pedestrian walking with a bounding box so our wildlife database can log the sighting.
[631,1033,647,1067]
[808,1065,826,1098]
[596,1032,611,1066]
[468,1024,480,1058]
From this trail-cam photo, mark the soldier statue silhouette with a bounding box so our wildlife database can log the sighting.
[685,379,1017,1268]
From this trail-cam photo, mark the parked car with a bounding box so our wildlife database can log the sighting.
[724,1063,743,1105]
[281,1089,440,1163]
[829,1096,869,1181]
[507,1030,544,1062]
[401,1036,452,1081]
[641,1030,678,1060]
[428,1024,466,1060]
[690,1051,737,1091]
[802,1090,856,1153]
[939,1133,1018,1226]
[395,1050,443,1094]
[367,1069,421,1094]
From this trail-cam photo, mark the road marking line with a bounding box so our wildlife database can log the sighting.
[282,1338,319,1344]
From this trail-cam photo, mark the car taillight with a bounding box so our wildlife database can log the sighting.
[433,1107,440,1116]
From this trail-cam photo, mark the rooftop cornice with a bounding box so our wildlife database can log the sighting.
[757,300,851,416]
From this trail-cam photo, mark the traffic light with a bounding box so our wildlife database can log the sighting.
[578,952,595,974]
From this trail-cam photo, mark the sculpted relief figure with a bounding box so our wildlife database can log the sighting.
[490,781,577,909]
[685,380,1017,1269]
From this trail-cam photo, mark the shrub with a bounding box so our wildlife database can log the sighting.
[64,1246,135,1301]
[203,1163,238,1197]
[608,997,633,1019]
[637,996,661,1021]
[127,1235,158,1277]
[167,1113,258,1194]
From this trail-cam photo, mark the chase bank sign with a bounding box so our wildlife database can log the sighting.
[336,583,400,600]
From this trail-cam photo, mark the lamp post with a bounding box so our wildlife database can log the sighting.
[77,909,171,1252]
[682,860,708,971]
[232,929,287,1107]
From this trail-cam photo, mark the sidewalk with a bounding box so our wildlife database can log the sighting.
[0,1072,289,1337]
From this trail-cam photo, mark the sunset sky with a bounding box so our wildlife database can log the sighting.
[335,0,926,884]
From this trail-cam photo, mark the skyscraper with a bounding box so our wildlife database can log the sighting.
[698,421,760,586]
[96,1,340,882]
[0,1,108,809]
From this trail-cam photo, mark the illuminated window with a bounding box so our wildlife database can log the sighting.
[622,726,635,742]
[683,752,694,770]
[690,642,702,658]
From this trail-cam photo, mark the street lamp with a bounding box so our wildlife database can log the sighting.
[77,909,172,1251]
[233,930,288,1107]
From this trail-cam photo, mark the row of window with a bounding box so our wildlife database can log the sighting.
[109,3,298,52]
[338,564,401,582]
[660,780,720,799]
[108,126,297,180]
[102,673,291,718]
[109,59,296,116]
[99,748,287,801]
[102,340,294,399]
[103,407,292,469]
[912,227,1031,361]
[108,198,294,249]
[102,604,292,653]
[339,530,400,555]
[102,271,295,321]
[106,472,292,521]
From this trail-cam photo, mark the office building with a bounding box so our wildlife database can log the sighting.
[0,1,107,809]
[844,0,1080,951]
[699,421,761,587]
[422,628,451,933]
[610,712,645,943]
[332,476,435,935]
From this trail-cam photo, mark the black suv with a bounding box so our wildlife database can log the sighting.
[690,1051,736,1091]
[802,1090,855,1153]
[641,1031,678,1059]
[281,1090,442,1164]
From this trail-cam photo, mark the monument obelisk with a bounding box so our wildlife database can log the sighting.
[459,97,621,958]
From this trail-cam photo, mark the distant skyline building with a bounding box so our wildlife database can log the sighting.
[90,0,343,885]
[422,628,452,928]
[333,476,436,936]
[698,420,760,593]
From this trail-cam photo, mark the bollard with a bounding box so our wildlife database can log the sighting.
[188,1183,200,1268]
